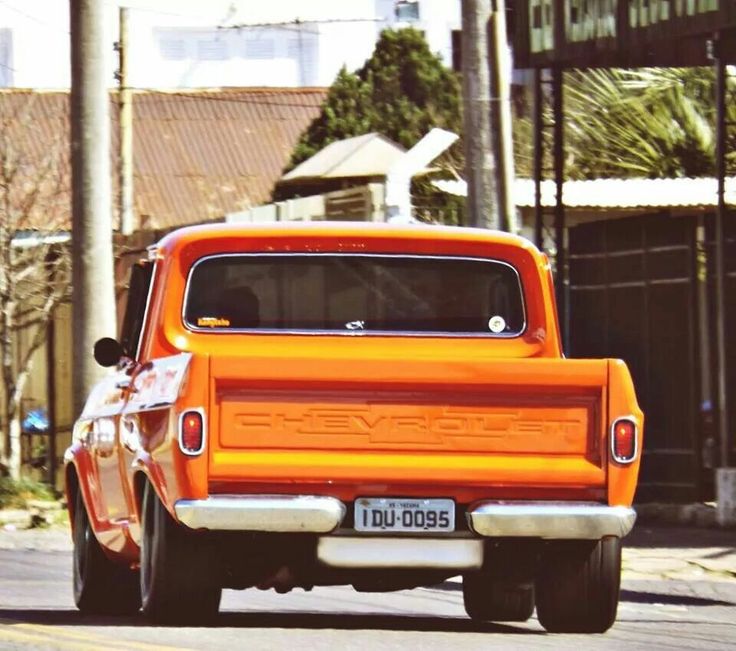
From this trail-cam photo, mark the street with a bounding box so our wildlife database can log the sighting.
[0,525,733,650]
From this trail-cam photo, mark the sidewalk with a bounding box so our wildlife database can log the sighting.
[635,501,727,529]
[624,522,736,581]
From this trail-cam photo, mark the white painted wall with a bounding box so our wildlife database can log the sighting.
[0,0,460,89]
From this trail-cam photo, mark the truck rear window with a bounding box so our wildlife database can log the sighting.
[184,254,525,336]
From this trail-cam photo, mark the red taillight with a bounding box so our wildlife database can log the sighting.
[611,418,637,463]
[180,410,204,454]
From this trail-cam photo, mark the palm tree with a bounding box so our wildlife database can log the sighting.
[515,67,736,180]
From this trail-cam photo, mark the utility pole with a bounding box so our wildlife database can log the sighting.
[712,36,735,526]
[117,6,134,235]
[487,0,515,232]
[461,0,497,229]
[70,0,117,417]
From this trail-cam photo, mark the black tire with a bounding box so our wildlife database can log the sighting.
[140,483,221,624]
[463,574,535,622]
[72,488,141,615]
[536,537,622,633]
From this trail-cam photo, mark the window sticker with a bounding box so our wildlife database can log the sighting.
[488,315,506,333]
[197,316,231,328]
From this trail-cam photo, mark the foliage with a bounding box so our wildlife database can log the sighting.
[516,67,732,180]
[0,476,56,509]
[285,28,464,223]
[565,68,719,179]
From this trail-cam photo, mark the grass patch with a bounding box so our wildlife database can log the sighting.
[0,477,56,509]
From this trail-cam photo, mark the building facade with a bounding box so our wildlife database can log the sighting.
[0,0,460,89]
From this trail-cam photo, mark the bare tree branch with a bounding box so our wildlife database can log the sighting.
[0,93,70,476]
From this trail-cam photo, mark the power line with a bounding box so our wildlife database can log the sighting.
[221,17,381,36]
[0,0,70,32]
[222,17,382,28]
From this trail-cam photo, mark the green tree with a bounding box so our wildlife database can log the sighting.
[285,28,464,224]
[565,67,719,179]
[516,67,734,180]
[288,67,373,166]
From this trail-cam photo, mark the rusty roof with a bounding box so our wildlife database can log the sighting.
[0,88,327,231]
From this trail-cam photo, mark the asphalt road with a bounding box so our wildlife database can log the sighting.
[0,529,734,650]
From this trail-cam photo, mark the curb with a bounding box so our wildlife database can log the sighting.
[0,500,66,531]
[635,502,725,529]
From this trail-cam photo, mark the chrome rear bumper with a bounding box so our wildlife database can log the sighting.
[174,496,635,540]
[466,501,637,539]
[174,495,345,533]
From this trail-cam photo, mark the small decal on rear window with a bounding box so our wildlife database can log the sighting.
[488,316,506,333]
[197,316,231,328]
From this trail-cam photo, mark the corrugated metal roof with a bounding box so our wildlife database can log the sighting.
[433,177,736,208]
[0,88,327,230]
[280,132,406,183]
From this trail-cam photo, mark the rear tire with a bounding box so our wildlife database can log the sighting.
[72,489,140,615]
[140,483,221,624]
[463,574,535,622]
[536,537,622,633]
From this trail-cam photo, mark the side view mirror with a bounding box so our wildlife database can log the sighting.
[93,337,125,368]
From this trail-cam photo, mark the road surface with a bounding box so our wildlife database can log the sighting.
[0,525,734,650]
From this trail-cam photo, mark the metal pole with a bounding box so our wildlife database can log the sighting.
[714,52,731,468]
[461,0,497,228]
[552,66,567,352]
[44,247,57,489]
[533,68,543,249]
[118,6,134,235]
[70,0,117,417]
[487,0,515,232]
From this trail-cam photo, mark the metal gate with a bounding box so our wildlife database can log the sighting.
[568,213,702,502]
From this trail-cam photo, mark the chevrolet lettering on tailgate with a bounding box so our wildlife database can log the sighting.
[65,222,643,632]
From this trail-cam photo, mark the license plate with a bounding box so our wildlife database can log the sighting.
[354,498,455,533]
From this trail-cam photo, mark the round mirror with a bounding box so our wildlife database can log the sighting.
[93,337,124,368]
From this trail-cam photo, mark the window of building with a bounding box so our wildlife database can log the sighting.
[245,37,275,59]
[159,37,188,61]
[197,37,228,61]
[395,1,420,22]
[0,29,14,87]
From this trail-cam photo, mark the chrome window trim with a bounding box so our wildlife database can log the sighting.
[181,252,527,338]
[610,416,639,465]
[178,406,207,457]
[133,259,158,361]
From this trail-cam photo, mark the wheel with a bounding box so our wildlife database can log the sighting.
[463,574,535,622]
[72,488,141,615]
[140,483,221,624]
[536,537,622,633]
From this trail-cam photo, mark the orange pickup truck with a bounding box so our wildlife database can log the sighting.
[65,222,643,632]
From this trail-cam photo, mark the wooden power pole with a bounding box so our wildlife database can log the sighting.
[487,0,516,232]
[461,0,497,229]
[117,6,134,235]
[70,0,117,417]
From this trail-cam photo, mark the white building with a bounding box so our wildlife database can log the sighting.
[0,0,460,89]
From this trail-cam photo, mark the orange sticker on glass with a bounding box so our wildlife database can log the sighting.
[197,316,231,328]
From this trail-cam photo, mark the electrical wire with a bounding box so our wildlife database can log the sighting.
[0,0,70,32]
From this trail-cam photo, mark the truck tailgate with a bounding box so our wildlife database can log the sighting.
[207,354,607,487]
